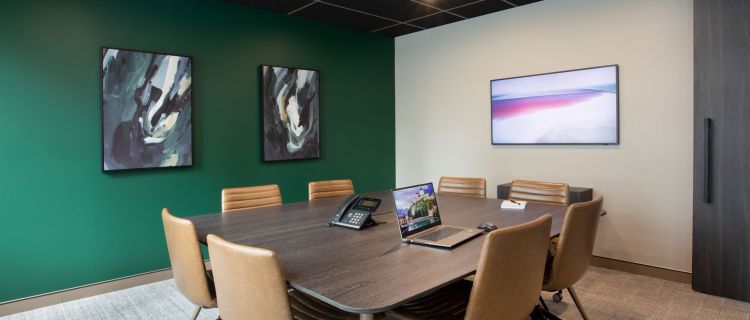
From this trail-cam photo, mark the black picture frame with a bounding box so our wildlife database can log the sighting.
[261,64,321,162]
[101,47,194,172]
[489,64,620,146]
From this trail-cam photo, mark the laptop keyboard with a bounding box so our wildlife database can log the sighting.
[416,227,464,242]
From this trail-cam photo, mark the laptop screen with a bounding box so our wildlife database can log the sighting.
[393,183,442,237]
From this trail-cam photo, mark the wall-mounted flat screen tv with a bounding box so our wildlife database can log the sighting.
[490,65,619,145]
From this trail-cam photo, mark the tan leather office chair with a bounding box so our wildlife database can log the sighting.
[542,196,603,320]
[206,234,359,320]
[510,179,569,302]
[221,184,282,213]
[389,215,553,320]
[509,179,569,205]
[161,209,216,320]
[308,179,355,200]
[438,176,487,198]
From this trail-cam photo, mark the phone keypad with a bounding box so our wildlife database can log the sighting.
[346,211,366,225]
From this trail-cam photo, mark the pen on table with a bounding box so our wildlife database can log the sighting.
[509,199,520,205]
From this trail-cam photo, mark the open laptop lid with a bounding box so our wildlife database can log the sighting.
[392,183,442,238]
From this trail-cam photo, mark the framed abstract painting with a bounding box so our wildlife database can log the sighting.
[101,48,193,171]
[262,65,320,162]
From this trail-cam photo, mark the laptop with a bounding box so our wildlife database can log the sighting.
[392,182,482,248]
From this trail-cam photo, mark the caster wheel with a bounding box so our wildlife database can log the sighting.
[552,293,563,302]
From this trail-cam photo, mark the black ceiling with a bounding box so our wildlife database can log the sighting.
[226,0,543,37]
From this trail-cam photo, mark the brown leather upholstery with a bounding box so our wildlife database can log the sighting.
[221,184,282,213]
[308,179,355,200]
[466,214,553,319]
[438,176,487,198]
[390,215,553,320]
[509,179,569,205]
[207,234,293,320]
[161,209,216,311]
[543,196,603,291]
[207,234,359,320]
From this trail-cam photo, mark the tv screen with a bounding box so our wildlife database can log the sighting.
[490,65,619,145]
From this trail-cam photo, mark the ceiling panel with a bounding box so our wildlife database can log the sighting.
[373,24,424,37]
[508,0,543,5]
[411,0,483,11]
[294,2,395,32]
[225,0,543,37]
[450,1,514,19]
[225,0,313,13]
[410,12,464,29]
[323,0,440,21]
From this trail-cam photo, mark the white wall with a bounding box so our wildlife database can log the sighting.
[395,0,693,272]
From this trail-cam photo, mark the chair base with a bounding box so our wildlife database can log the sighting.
[191,306,203,320]
[552,290,563,302]
[567,287,589,320]
[531,304,562,320]
[542,287,588,320]
[538,297,549,311]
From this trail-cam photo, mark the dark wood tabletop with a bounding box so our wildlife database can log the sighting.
[187,191,568,314]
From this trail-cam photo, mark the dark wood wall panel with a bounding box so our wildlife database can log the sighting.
[693,0,750,302]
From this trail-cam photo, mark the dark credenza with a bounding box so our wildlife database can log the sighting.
[496,183,593,204]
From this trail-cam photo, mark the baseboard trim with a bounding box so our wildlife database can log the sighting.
[0,260,212,317]
[0,267,175,317]
[591,255,692,284]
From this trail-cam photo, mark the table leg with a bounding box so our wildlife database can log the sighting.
[359,313,374,320]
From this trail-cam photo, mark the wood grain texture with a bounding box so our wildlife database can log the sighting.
[693,0,750,302]
[188,191,567,313]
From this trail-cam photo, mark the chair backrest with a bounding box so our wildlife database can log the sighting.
[438,176,487,198]
[308,179,355,200]
[509,179,569,205]
[544,196,603,290]
[465,214,552,320]
[221,184,282,213]
[207,234,293,320]
[161,209,215,308]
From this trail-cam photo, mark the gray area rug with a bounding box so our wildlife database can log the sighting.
[3,266,750,319]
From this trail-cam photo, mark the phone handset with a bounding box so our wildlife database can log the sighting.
[329,195,381,230]
[331,195,360,225]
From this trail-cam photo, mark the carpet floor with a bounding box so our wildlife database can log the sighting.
[3,266,749,319]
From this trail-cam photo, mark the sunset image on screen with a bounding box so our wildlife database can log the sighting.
[490,65,618,144]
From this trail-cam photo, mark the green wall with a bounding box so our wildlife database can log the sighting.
[0,0,394,302]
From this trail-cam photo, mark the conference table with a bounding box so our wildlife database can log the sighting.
[188,190,569,319]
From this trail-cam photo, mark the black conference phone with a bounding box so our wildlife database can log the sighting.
[330,195,381,230]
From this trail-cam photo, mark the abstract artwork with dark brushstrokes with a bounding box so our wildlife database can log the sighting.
[262,65,320,161]
[101,48,192,171]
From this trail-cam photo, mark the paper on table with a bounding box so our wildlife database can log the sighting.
[501,200,527,209]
